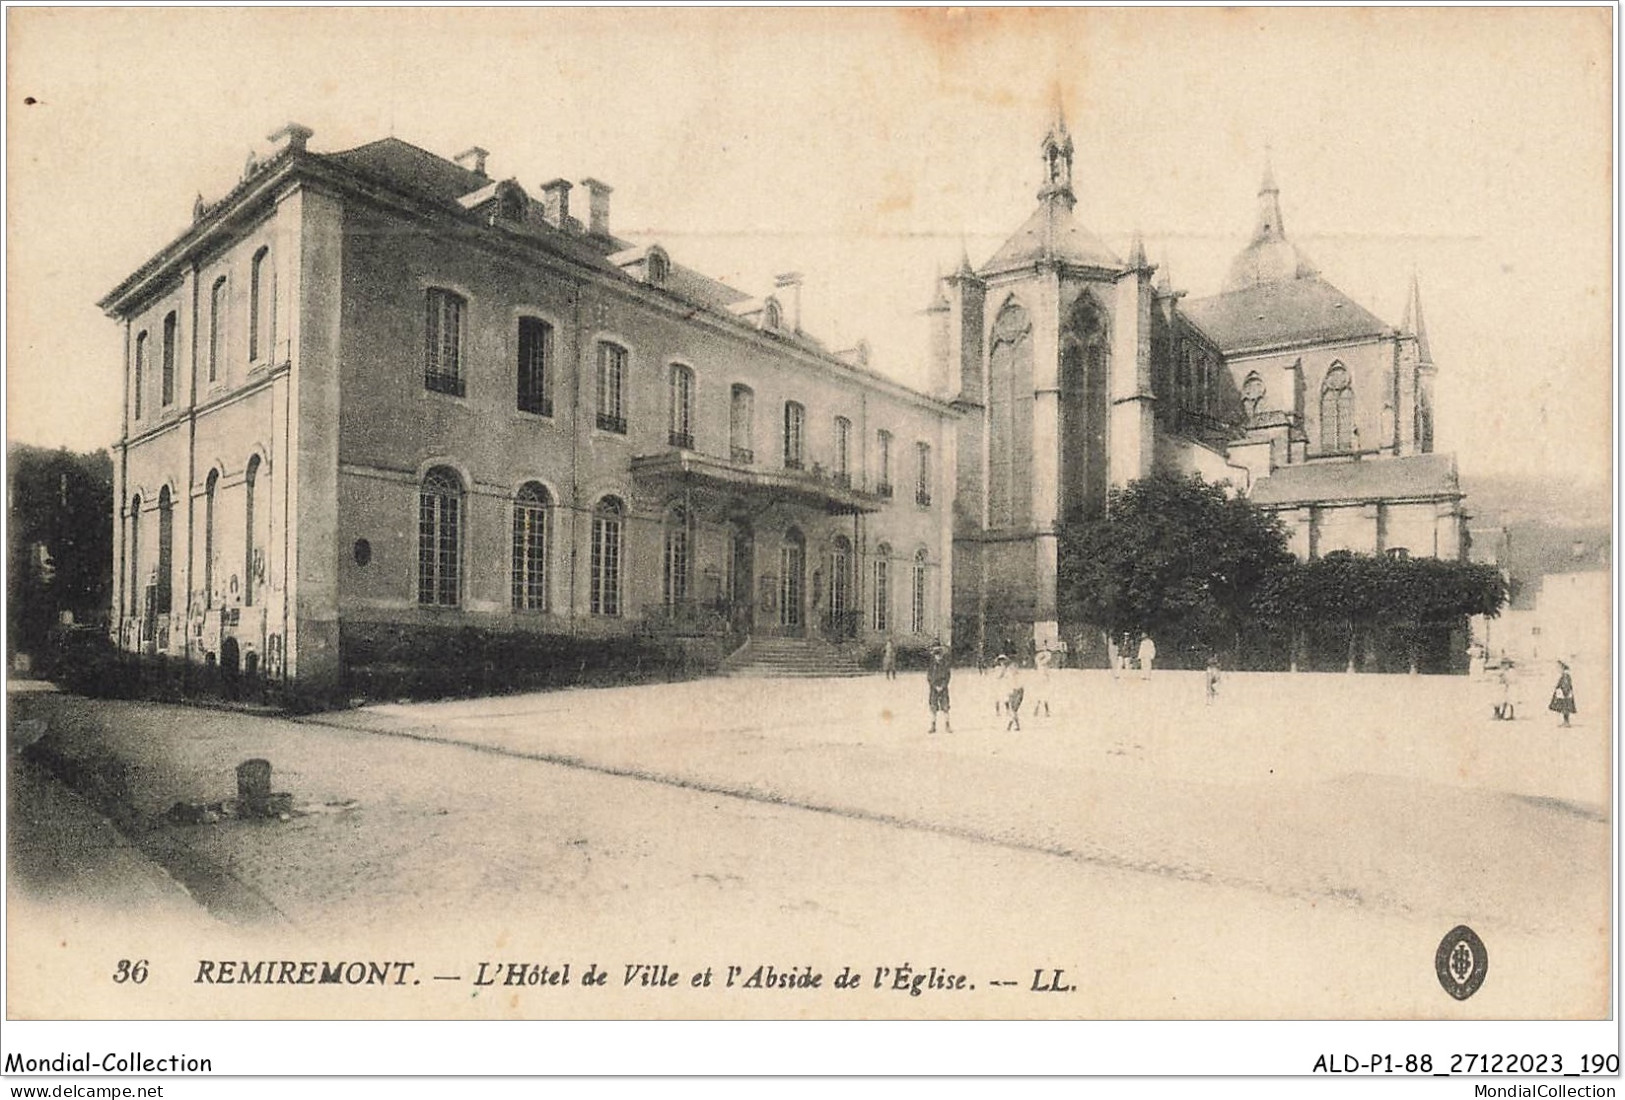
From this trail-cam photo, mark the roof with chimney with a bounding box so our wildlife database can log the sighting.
[1249,452,1461,507]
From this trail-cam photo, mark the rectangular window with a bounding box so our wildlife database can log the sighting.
[591,514,623,615]
[834,417,851,487]
[664,525,689,606]
[730,385,755,464]
[912,559,927,635]
[424,289,465,396]
[517,318,554,416]
[597,342,627,433]
[669,366,694,449]
[873,559,889,632]
[133,333,148,420]
[783,402,805,470]
[915,442,932,507]
[876,430,892,497]
[209,279,228,383]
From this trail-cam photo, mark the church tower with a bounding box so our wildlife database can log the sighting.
[947,107,1156,654]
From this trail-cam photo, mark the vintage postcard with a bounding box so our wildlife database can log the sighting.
[3,5,1616,1080]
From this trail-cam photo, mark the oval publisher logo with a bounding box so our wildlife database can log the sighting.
[1436,925,1488,1001]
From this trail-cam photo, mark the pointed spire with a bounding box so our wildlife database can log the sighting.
[928,261,950,310]
[1127,229,1148,271]
[1401,271,1433,364]
[1155,252,1173,294]
[956,237,975,277]
[1038,91,1076,210]
[1251,151,1286,243]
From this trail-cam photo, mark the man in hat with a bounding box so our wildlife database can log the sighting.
[926,640,952,734]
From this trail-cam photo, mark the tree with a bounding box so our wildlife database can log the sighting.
[1056,472,1294,666]
[7,445,114,660]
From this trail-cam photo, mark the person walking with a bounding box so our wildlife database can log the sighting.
[1138,634,1157,680]
[1031,643,1054,717]
[1549,661,1577,727]
[881,637,898,681]
[926,641,952,734]
[995,654,1025,731]
[1204,654,1221,704]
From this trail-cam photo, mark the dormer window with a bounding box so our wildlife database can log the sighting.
[496,182,527,222]
[764,298,783,330]
[646,248,670,285]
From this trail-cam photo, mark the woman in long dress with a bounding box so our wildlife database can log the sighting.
[1548,661,1577,727]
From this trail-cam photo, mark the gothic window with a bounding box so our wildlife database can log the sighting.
[209,277,228,382]
[418,466,461,607]
[669,364,695,449]
[875,429,893,496]
[161,312,177,406]
[517,317,553,416]
[133,332,148,420]
[730,384,754,463]
[156,486,173,614]
[596,342,627,433]
[249,247,270,362]
[1242,372,1266,421]
[783,401,805,470]
[872,543,891,632]
[424,289,466,396]
[1320,364,1355,452]
[243,455,260,606]
[512,482,550,611]
[911,549,928,635]
[662,504,690,608]
[988,301,1034,528]
[591,496,624,616]
[833,417,852,485]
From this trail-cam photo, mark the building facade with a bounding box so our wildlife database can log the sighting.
[938,113,1466,653]
[102,126,957,692]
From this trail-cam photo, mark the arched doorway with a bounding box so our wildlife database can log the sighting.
[726,518,755,635]
[779,526,806,635]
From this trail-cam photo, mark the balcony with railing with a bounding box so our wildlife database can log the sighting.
[597,412,627,434]
[832,471,851,489]
[730,445,755,465]
[876,480,893,499]
[669,429,694,450]
[915,488,932,507]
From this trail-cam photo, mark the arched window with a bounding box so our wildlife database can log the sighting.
[663,504,690,608]
[209,277,228,383]
[156,486,173,614]
[512,482,550,611]
[764,299,783,329]
[1242,372,1266,421]
[250,247,270,362]
[829,535,853,618]
[872,543,891,633]
[875,430,893,496]
[833,417,852,485]
[988,301,1034,528]
[161,311,177,406]
[915,442,932,507]
[1320,364,1355,452]
[669,364,695,449]
[596,342,627,433]
[782,401,805,470]
[127,495,142,615]
[591,496,625,616]
[203,470,218,608]
[730,384,755,463]
[133,332,148,419]
[517,317,553,416]
[243,456,261,606]
[418,466,461,606]
[911,549,928,635]
[424,289,466,396]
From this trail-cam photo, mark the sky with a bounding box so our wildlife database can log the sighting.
[5,7,1615,496]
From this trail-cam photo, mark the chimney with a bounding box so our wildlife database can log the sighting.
[774,272,803,332]
[455,146,490,178]
[266,122,313,156]
[539,179,573,229]
[581,178,613,237]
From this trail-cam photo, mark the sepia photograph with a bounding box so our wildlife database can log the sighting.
[3,4,1616,1081]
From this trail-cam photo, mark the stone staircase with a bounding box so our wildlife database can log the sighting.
[721,635,868,678]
